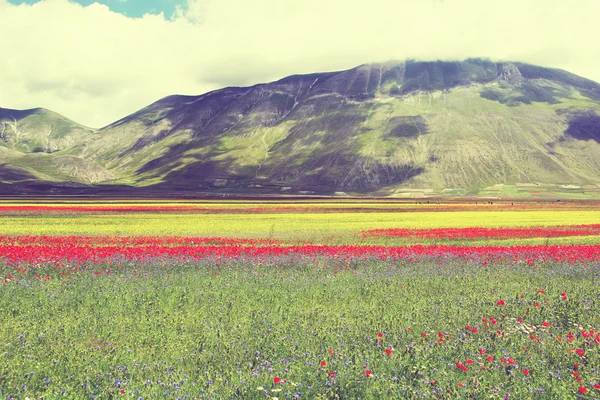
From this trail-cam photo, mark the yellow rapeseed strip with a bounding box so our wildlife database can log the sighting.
[1,210,599,238]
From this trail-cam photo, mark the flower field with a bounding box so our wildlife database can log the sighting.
[1,201,600,398]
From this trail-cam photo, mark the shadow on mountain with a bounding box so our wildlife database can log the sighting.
[386,116,428,138]
[0,164,37,181]
[264,143,425,192]
[563,111,600,143]
[293,158,424,192]
[134,132,224,182]
[0,108,42,120]
[148,155,257,192]
[140,137,426,192]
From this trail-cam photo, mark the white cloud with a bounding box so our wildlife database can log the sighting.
[0,0,599,128]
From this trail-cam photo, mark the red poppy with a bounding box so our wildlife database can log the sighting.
[421,332,427,337]
[593,383,600,389]
[538,289,545,294]
[120,389,125,394]
[579,386,588,394]
[320,361,327,367]
[465,359,473,364]
[365,370,373,378]
[542,321,550,327]
[273,377,281,384]
[576,348,585,357]
[574,363,580,370]
[456,362,468,372]
[377,333,383,338]
[328,371,336,378]
[497,300,505,306]
[385,349,393,355]
[479,348,486,354]
[486,356,494,362]
[523,369,529,376]
[574,371,579,378]
[517,318,523,324]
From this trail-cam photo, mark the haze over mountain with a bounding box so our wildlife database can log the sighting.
[2,59,600,197]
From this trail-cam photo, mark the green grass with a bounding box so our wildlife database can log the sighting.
[1,259,598,398]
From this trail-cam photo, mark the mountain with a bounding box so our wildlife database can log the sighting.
[2,59,600,197]
[0,107,113,183]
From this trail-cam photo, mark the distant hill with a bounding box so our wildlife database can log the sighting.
[0,107,113,184]
[2,59,600,198]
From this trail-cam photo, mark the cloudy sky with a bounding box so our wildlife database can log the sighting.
[1,0,599,128]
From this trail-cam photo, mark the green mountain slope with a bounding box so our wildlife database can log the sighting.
[0,108,114,183]
[0,107,96,153]
[3,59,600,197]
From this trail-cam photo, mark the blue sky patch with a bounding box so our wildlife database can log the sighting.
[8,0,183,18]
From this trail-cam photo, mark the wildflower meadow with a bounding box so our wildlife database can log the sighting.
[1,201,599,398]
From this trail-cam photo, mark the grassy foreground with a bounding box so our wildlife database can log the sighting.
[2,258,599,399]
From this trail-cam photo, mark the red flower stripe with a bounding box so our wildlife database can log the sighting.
[2,243,600,265]
[0,206,204,213]
[0,205,320,213]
